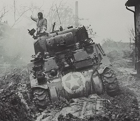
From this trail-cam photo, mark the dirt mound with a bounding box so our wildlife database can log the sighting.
[102,88,139,121]
[0,67,35,121]
[0,84,33,121]
[57,88,139,121]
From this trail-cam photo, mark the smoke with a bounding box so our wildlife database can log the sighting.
[1,24,34,65]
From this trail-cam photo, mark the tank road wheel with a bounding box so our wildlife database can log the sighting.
[32,88,50,111]
[102,67,120,96]
[91,71,104,95]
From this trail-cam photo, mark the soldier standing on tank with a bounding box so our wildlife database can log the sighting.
[31,12,48,58]
[31,12,47,36]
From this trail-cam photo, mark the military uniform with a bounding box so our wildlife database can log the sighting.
[31,15,48,56]
[31,16,47,34]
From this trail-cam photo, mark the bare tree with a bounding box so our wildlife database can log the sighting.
[13,0,16,21]
[11,8,30,27]
[0,7,9,22]
[46,1,75,31]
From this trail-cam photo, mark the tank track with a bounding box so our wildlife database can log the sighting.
[32,88,50,111]
[101,67,120,96]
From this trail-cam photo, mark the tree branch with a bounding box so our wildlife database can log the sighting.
[11,8,30,27]
[0,9,9,22]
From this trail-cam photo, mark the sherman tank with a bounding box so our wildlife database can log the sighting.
[28,26,119,110]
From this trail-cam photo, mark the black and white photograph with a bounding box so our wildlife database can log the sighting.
[0,0,140,121]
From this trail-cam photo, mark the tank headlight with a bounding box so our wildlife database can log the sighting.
[50,69,57,77]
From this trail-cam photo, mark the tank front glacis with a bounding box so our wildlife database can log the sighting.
[28,26,119,110]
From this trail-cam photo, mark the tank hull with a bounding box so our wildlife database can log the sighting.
[28,26,119,111]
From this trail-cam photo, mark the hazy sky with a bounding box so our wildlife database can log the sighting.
[0,0,134,43]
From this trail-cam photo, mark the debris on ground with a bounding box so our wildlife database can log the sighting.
[0,65,140,121]
[35,94,106,121]
[35,90,140,121]
[0,68,35,121]
[54,89,139,121]
[0,84,33,121]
